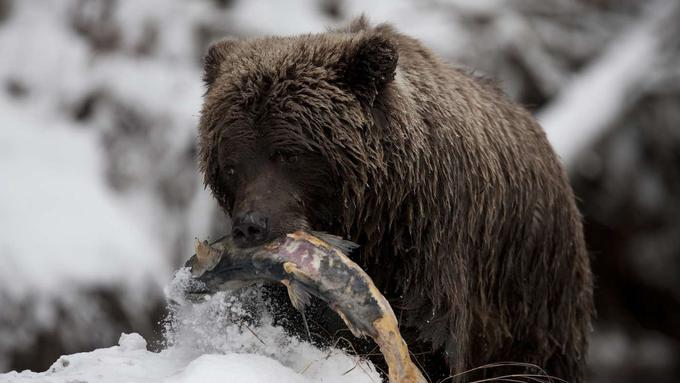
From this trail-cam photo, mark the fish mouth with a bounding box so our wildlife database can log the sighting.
[178,263,267,304]
[194,262,267,290]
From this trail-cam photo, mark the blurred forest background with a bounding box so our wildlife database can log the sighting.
[0,0,678,382]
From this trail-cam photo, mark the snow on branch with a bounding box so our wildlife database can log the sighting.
[537,0,678,168]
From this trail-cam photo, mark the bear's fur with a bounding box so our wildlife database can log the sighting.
[197,17,593,383]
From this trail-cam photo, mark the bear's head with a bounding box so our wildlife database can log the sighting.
[198,28,398,248]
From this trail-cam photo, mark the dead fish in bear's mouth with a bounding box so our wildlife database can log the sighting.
[182,231,427,383]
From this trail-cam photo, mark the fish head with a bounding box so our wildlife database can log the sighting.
[181,236,288,298]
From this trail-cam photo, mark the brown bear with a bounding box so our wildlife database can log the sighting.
[197,17,593,383]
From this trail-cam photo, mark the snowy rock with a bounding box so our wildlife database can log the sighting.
[118,333,148,352]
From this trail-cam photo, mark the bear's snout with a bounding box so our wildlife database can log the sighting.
[231,211,270,248]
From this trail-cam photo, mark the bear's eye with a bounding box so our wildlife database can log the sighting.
[226,167,235,177]
[272,151,299,165]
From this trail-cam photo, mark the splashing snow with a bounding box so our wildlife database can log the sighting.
[2,272,381,383]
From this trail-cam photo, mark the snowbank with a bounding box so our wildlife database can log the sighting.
[2,331,377,383]
[2,272,381,383]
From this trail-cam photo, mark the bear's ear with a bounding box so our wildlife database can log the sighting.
[203,38,239,87]
[343,33,398,106]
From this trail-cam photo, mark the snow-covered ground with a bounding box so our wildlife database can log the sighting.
[3,333,377,383]
[1,271,380,383]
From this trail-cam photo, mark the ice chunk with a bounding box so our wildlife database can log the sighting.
[118,333,148,352]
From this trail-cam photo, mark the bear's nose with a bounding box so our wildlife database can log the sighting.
[231,211,270,248]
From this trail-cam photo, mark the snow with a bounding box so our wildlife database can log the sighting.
[160,271,380,383]
[228,0,479,58]
[167,354,310,383]
[0,339,353,383]
[119,332,149,351]
[0,0,206,325]
[537,0,673,166]
[0,96,168,298]
[3,334,264,383]
[0,334,315,383]
[1,273,380,383]
[344,0,469,56]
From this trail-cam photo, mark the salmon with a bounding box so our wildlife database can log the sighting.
[184,231,427,383]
